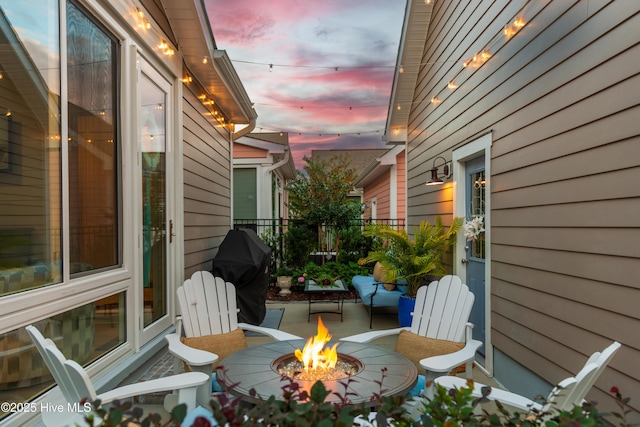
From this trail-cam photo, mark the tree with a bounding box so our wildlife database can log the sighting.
[285,155,361,261]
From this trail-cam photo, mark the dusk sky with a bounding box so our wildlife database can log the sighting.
[203,0,407,169]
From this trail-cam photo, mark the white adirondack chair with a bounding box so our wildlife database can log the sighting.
[165,270,302,406]
[435,341,621,417]
[26,325,208,427]
[341,275,482,397]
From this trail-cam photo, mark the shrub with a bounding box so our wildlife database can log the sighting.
[85,379,633,427]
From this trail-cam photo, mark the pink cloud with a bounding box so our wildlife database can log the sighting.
[203,0,405,171]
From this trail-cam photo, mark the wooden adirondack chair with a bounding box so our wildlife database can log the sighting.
[341,275,482,397]
[435,341,621,417]
[26,325,208,427]
[165,270,302,406]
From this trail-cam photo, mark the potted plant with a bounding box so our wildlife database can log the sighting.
[276,266,294,296]
[358,217,462,326]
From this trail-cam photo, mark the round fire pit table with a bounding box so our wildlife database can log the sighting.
[217,339,417,406]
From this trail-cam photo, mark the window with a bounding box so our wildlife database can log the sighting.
[0,0,120,296]
[0,0,62,294]
[0,293,126,420]
[67,1,120,275]
[234,168,257,219]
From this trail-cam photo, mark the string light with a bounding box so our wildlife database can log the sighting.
[411,0,533,115]
[514,16,526,28]
[248,100,387,110]
[135,7,151,31]
[184,67,232,129]
[158,40,174,56]
[256,125,385,138]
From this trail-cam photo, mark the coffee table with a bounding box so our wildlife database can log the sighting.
[304,279,349,322]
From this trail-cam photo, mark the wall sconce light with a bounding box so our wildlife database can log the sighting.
[426,156,452,185]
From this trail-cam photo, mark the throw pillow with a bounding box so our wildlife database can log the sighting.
[181,328,248,370]
[394,329,465,373]
[373,262,396,291]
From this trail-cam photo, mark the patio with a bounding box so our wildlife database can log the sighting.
[121,299,499,421]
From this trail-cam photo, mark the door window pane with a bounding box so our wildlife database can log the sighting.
[67,1,119,275]
[470,170,485,259]
[140,73,166,326]
[0,0,62,294]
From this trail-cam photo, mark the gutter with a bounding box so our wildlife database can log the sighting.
[231,116,256,140]
[264,147,290,172]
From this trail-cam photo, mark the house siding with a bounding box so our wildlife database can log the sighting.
[182,88,232,277]
[365,172,391,219]
[406,0,639,417]
[234,143,267,159]
[396,150,406,222]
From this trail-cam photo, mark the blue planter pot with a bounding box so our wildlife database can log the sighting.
[398,294,416,327]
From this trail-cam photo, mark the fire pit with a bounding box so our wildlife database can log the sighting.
[275,318,360,381]
[217,318,417,406]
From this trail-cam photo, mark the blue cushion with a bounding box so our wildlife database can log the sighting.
[181,406,218,427]
[351,275,407,307]
[407,374,425,397]
[212,372,224,393]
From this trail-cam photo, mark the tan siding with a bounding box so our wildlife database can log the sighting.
[182,89,232,276]
[234,143,268,159]
[491,199,640,228]
[396,150,406,221]
[405,0,640,416]
[492,227,640,258]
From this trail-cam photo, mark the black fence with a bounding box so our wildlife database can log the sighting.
[233,218,405,275]
[234,218,405,247]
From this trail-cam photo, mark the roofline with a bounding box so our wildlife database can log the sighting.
[355,145,405,187]
[384,0,433,143]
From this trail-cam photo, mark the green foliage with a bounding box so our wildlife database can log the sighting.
[84,379,632,427]
[259,227,283,281]
[285,155,361,254]
[299,261,369,288]
[359,217,463,297]
[284,221,317,269]
[336,225,374,264]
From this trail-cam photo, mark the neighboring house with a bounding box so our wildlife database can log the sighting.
[389,0,639,419]
[354,145,406,223]
[233,132,296,229]
[0,0,255,425]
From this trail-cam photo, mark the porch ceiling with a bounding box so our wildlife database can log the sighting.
[162,0,257,125]
[385,0,433,143]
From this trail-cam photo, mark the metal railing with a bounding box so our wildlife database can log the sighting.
[233,218,405,250]
[233,218,405,273]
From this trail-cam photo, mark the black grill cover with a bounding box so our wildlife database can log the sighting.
[212,228,271,325]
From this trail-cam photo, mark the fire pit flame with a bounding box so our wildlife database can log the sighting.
[294,316,338,371]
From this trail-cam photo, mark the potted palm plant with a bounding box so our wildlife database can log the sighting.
[358,217,462,326]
